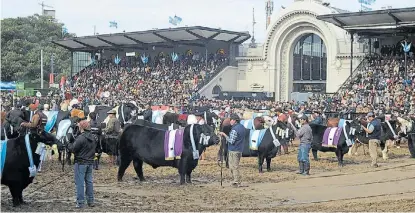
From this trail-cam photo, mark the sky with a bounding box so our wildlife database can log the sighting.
[1,0,414,43]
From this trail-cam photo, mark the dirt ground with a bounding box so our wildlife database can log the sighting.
[2,141,415,212]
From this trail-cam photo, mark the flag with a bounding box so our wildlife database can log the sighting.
[141,54,148,64]
[114,55,121,65]
[361,5,372,11]
[401,41,411,53]
[109,21,118,29]
[62,26,68,35]
[358,0,375,5]
[169,15,182,26]
[171,52,179,62]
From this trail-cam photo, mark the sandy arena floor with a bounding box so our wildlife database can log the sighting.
[2,141,415,212]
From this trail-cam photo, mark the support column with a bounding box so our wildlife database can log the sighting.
[368,38,372,55]
[70,51,74,88]
[350,32,354,78]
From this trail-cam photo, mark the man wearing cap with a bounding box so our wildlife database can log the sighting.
[5,102,25,130]
[219,113,246,187]
[288,114,313,175]
[195,111,206,125]
[143,103,153,122]
[362,112,382,167]
[67,120,97,208]
[103,109,121,165]
[310,111,323,125]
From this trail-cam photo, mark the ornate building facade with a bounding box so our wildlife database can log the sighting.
[200,0,368,101]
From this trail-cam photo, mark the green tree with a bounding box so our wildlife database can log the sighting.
[1,14,75,83]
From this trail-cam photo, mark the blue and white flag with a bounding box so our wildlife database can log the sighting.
[358,0,375,5]
[169,15,182,26]
[171,52,179,62]
[361,5,373,11]
[141,54,148,64]
[62,26,68,35]
[401,41,412,53]
[114,55,121,65]
[109,21,118,29]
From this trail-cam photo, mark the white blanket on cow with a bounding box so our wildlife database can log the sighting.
[56,120,71,141]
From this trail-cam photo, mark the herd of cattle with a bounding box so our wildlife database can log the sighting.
[1,102,415,207]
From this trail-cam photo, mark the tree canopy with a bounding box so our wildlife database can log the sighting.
[1,14,75,82]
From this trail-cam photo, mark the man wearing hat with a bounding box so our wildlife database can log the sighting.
[219,113,246,187]
[194,111,206,125]
[103,109,121,165]
[288,114,313,175]
[67,120,97,208]
[362,112,382,167]
[310,111,323,125]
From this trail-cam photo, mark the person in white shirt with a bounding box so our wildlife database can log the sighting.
[195,111,206,160]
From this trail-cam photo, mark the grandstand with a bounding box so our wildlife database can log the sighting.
[317,7,415,96]
[52,26,251,106]
[53,26,250,77]
[315,7,415,114]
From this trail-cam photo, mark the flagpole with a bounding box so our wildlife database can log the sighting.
[405,51,408,80]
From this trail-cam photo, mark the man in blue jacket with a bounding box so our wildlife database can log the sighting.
[219,113,246,187]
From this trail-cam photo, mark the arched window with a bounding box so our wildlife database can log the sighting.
[292,33,327,93]
[212,85,222,95]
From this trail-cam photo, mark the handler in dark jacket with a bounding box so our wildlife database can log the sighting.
[143,103,153,122]
[219,113,246,187]
[67,120,97,208]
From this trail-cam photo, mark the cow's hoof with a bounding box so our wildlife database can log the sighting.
[179,182,186,185]
[186,180,192,184]
[266,168,271,172]
[117,177,123,182]
[313,158,319,161]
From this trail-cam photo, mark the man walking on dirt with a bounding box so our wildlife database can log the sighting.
[362,112,382,167]
[219,113,246,187]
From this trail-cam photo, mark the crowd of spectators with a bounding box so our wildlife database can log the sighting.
[2,43,415,117]
[72,50,228,106]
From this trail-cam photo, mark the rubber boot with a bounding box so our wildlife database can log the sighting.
[302,162,310,176]
[296,162,304,174]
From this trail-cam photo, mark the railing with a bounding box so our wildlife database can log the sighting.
[335,56,369,96]
[195,60,230,92]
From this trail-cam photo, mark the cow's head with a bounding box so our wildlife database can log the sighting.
[187,124,220,150]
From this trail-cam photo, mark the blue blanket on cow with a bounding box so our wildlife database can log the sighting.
[241,119,254,130]
[249,129,267,150]
[0,139,7,176]
[44,111,58,133]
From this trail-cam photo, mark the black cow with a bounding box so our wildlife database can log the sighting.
[163,111,219,127]
[310,120,354,166]
[405,117,415,158]
[351,116,402,159]
[218,119,289,173]
[1,130,55,207]
[117,123,219,184]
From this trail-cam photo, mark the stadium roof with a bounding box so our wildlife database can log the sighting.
[317,7,415,36]
[53,26,251,52]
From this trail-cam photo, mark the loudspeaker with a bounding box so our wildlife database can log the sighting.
[374,41,379,49]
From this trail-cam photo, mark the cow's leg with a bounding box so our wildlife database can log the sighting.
[380,140,388,160]
[58,150,62,162]
[178,160,187,185]
[117,154,133,182]
[185,171,192,184]
[258,155,264,173]
[9,185,22,207]
[66,152,72,165]
[408,135,415,158]
[132,159,145,182]
[312,149,319,161]
[266,157,272,172]
[336,149,343,167]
